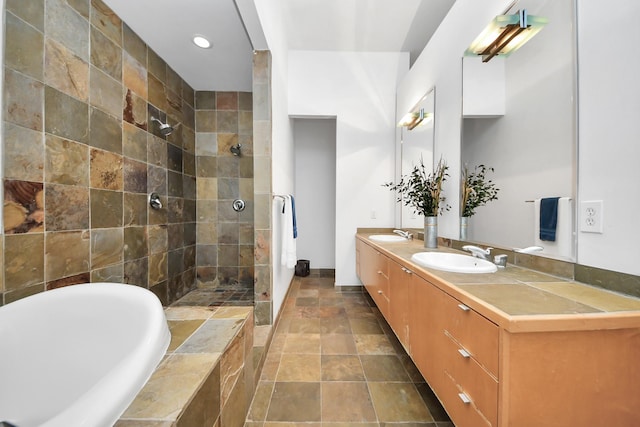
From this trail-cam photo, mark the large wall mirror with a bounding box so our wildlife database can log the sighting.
[400,88,435,229]
[460,0,576,260]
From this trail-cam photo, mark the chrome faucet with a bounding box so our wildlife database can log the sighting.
[493,254,508,268]
[393,229,413,240]
[462,245,493,260]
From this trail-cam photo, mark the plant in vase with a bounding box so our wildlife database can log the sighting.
[385,157,450,248]
[460,164,500,240]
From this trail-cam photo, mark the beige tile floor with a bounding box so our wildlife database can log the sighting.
[245,275,453,427]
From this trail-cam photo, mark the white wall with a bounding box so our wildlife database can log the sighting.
[293,118,337,269]
[577,0,640,275]
[288,51,408,286]
[397,0,515,240]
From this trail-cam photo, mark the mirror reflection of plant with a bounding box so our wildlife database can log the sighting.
[461,164,499,217]
[385,157,450,217]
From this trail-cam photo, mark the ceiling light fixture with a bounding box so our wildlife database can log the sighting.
[465,9,548,63]
[193,35,212,49]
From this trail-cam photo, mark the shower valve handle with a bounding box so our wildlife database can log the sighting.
[233,199,246,212]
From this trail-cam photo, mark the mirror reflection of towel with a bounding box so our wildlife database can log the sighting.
[539,197,560,241]
[291,194,297,238]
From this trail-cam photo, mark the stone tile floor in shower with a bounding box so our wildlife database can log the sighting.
[171,285,254,307]
[245,275,454,427]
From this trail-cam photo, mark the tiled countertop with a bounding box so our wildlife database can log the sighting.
[357,233,640,332]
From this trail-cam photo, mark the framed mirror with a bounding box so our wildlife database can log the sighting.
[400,88,436,229]
[460,0,577,260]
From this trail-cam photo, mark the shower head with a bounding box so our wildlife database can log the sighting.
[230,144,242,156]
[151,117,178,136]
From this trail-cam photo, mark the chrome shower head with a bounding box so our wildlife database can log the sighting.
[230,144,242,156]
[151,117,177,136]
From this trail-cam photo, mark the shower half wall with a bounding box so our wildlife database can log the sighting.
[192,91,254,306]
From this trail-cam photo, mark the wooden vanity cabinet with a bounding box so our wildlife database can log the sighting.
[358,239,499,427]
[358,240,500,426]
[356,236,640,426]
[410,274,498,427]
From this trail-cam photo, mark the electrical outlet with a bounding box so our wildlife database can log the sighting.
[580,200,603,233]
[371,209,377,219]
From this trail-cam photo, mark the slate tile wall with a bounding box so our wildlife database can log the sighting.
[1,0,197,305]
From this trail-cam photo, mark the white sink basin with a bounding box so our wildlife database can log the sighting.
[411,252,497,274]
[369,234,408,242]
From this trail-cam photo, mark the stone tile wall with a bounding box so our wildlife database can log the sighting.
[1,0,197,305]
[194,90,254,300]
[252,51,273,325]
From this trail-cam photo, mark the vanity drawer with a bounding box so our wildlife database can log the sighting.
[440,370,493,427]
[441,293,499,376]
[443,331,498,426]
[369,279,389,318]
[370,252,389,316]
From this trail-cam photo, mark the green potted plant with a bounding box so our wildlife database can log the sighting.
[460,164,499,240]
[385,157,450,248]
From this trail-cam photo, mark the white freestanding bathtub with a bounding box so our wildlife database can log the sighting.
[0,283,171,427]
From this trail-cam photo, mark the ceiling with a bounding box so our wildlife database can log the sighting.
[102,0,455,91]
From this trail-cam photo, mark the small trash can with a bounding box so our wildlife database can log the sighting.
[295,259,310,277]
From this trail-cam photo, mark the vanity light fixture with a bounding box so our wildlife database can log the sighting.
[398,108,432,130]
[465,9,548,63]
[193,35,212,49]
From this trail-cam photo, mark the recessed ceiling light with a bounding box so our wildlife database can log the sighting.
[193,35,211,49]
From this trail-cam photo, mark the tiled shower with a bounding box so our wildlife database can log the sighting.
[192,91,255,305]
[0,0,261,312]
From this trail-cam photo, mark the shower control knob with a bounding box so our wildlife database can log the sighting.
[149,193,162,210]
[232,199,246,212]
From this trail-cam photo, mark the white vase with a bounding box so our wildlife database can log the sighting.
[424,216,438,248]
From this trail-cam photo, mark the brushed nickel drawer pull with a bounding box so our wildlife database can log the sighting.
[377,290,383,295]
[458,392,472,404]
[458,348,471,358]
[457,303,471,312]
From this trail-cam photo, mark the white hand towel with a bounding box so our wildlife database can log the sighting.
[281,196,297,268]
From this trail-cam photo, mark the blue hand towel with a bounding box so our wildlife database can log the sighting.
[290,194,298,238]
[539,197,560,241]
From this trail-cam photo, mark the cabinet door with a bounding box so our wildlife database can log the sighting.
[388,260,411,349]
[356,239,375,286]
[408,275,443,386]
